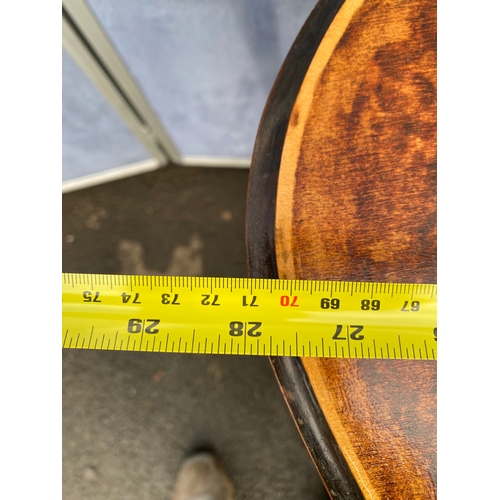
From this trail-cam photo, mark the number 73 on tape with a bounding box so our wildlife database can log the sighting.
[62,274,437,360]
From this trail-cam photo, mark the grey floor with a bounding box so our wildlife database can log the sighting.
[62,164,329,500]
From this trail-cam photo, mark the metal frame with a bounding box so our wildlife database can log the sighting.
[62,158,162,194]
[62,0,251,193]
[62,157,250,194]
[181,156,251,169]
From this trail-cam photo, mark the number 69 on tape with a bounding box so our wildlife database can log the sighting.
[62,274,437,360]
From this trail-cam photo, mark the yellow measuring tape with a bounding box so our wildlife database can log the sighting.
[62,273,437,360]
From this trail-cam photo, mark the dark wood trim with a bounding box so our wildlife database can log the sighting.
[270,357,364,499]
[246,0,345,280]
[245,1,364,498]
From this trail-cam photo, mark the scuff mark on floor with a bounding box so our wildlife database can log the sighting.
[117,234,204,276]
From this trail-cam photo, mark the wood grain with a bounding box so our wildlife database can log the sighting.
[247,2,368,497]
[247,0,436,497]
[274,0,437,497]
[246,0,346,281]
[277,0,436,284]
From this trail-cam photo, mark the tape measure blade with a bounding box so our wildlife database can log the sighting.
[62,274,437,360]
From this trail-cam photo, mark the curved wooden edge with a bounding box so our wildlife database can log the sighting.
[269,356,364,499]
[246,1,363,498]
[246,0,345,280]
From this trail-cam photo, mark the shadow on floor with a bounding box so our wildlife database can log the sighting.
[62,165,329,500]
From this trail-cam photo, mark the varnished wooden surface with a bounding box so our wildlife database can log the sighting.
[247,0,436,498]
[300,360,436,498]
[276,0,436,284]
